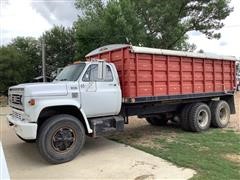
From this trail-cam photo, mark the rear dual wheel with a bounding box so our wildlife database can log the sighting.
[180,100,230,132]
[210,100,230,128]
[188,103,211,132]
[181,103,211,132]
[180,104,193,131]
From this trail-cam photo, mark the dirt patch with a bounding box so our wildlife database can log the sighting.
[224,154,240,164]
[0,96,7,107]
[228,92,240,131]
[108,117,179,148]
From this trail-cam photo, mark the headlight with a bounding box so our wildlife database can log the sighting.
[20,95,24,105]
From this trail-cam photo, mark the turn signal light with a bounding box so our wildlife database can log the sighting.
[28,99,35,106]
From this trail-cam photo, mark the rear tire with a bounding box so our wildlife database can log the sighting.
[37,114,86,164]
[146,117,168,126]
[210,100,230,128]
[180,104,193,131]
[189,103,211,132]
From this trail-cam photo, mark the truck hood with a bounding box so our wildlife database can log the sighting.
[9,82,69,97]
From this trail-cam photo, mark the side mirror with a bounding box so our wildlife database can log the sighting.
[98,61,106,80]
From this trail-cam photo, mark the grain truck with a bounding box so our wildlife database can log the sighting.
[7,44,236,164]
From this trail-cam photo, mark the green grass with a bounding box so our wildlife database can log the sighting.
[108,127,240,180]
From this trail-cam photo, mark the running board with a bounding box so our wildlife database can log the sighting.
[89,116,124,137]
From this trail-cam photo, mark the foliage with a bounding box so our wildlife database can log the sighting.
[132,0,233,49]
[0,26,78,93]
[9,37,41,80]
[0,47,27,94]
[74,0,145,58]
[74,0,233,58]
[40,26,77,77]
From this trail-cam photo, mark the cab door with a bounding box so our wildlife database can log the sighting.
[79,63,121,118]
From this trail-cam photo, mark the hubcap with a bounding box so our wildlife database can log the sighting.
[197,110,209,128]
[51,127,76,152]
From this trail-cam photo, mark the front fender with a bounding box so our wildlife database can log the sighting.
[27,99,80,123]
[27,99,93,134]
[80,108,93,133]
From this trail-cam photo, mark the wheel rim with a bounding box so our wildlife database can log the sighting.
[219,107,228,125]
[51,127,76,153]
[197,109,209,128]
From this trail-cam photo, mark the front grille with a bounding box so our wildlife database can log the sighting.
[11,94,22,105]
[9,88,24,111]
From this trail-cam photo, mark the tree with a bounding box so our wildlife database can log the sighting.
[9,37,41,80]
[74,0,145,58]
[0,47,27,94]
[132,0,233,49]
[40,26,77,76]
[74,0,233,57]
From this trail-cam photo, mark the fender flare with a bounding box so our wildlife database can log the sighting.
[80,108,93,134]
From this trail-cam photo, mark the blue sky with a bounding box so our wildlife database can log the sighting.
[0,0,239,58]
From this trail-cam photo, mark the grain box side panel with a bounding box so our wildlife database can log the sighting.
[87,47,236,99]
[88,47,131,97]
[110,48,131,97]
[182,57,194,94]
[154,55,168,96]
[168,56,181,95]
[193,58,204,93]
[135,53,153,97]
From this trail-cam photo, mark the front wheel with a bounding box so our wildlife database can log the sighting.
[37,114,86,164]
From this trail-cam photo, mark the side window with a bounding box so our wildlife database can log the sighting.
[105,65,113,82]
[82,64,98,82]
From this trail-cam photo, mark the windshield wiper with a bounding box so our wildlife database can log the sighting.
[60,79,68,81]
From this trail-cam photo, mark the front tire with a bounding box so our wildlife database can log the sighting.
[210,100,230,128]
[189,103,211,132]
[37,114,86,164]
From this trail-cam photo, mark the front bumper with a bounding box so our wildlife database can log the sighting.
[7,114,37,140]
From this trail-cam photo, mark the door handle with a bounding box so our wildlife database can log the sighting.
[108,84,117,86]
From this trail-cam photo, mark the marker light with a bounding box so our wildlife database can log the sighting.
[28,99,35,106]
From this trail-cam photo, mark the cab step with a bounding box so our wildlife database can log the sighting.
[89,116,124,137]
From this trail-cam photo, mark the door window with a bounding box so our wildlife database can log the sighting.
[105,65,113,82]
[82,64,98,82]
[82,64,114,82]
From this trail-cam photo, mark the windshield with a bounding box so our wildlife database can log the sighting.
[55,63,86,81]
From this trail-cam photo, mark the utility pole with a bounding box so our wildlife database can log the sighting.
[42,37,46,82]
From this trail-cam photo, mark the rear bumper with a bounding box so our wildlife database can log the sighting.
[7,115,37,140]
